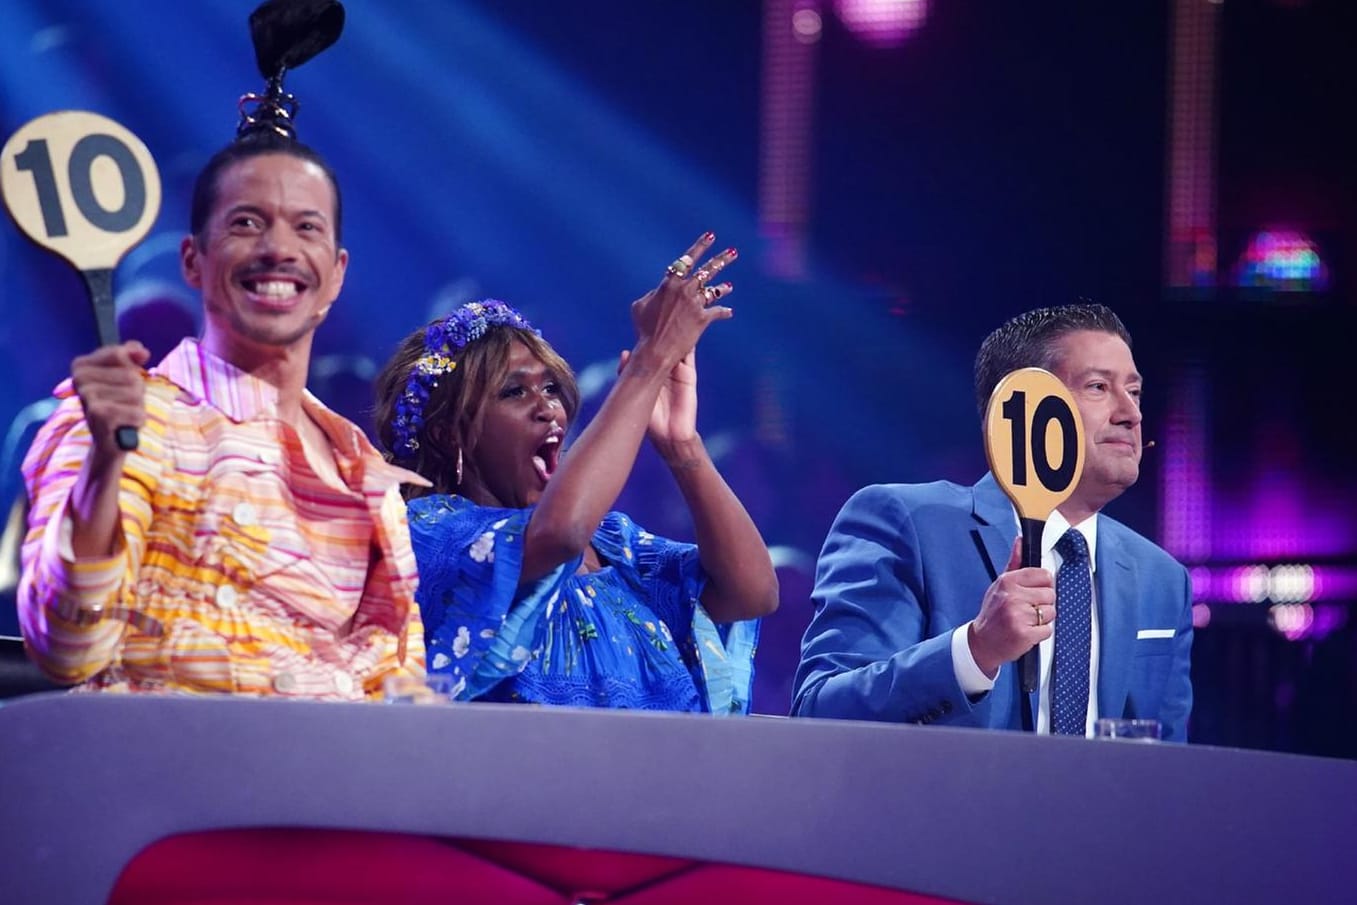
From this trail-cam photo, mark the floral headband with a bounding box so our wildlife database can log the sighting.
[389,299,538,462]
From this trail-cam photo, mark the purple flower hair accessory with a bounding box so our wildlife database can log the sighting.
[390,299,537,462]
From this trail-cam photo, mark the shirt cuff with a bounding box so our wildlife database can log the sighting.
[41,510,126,620]
[952,622,996,696]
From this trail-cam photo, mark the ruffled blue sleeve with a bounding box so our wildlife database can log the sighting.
[407,495,572,700]
[600,513,761,715]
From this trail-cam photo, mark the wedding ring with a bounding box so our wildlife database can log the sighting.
[666,254,694,278]
[1034,605,1044,626]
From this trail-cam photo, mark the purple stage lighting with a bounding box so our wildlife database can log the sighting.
[1236,229,1329,293]
[835,0,929,47]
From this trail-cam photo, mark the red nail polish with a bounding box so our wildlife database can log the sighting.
[725,247,738,258]
[702,231,715,242]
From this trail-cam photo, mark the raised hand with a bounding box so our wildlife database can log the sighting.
[525,231,776,619]
[64,341,150,558]
[521,233,744,585]
[968,539,1056,678]
[71,341,150,464]
[629,233,737,372]
[618,346,699,456]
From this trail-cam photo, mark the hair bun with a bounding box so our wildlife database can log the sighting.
[236,0,346,142]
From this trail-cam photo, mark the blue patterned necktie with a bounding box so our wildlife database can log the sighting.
[1052,528,1092,735]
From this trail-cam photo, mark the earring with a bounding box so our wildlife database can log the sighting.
[455,447,463,487]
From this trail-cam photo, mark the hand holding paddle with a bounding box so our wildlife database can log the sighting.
[982,368,1086,695]
[1,111,162,451]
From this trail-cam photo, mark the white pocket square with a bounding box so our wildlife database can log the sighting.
[1137,629,1175,640]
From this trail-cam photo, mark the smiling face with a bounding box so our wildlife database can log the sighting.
[181,152,348,365]
[459,340,569,509]
[1049,329,1144,521]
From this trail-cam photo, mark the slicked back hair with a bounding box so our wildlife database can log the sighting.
[973,303,1132,417]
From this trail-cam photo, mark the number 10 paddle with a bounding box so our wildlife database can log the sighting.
[1,110,163,451]
[983,368,1086,695]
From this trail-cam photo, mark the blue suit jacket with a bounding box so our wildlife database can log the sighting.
[791,474,1194,741]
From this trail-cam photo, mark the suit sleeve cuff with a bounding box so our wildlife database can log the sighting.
[952,622,996,695]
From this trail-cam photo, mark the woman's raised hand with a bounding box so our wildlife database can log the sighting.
[618,346,699,455]
[629,232,737,370]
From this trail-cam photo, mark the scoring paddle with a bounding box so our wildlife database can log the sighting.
[983,367,1086,695]
[1,110,163,451]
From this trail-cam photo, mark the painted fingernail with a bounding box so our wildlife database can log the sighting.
[725,247,738,258]
[702,231,715,242]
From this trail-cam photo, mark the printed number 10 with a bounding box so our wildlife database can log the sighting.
[12,134,147,238]
[1000,389,1079,492]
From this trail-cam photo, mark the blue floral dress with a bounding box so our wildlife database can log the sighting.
[407,495,758,713]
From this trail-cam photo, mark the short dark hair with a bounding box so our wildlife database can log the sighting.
[189,132,343,245]
[973,303,1132,416]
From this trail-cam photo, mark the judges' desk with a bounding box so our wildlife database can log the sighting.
[1,693,1352,905]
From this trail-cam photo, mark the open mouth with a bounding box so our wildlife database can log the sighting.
[531,435,562,484]
[241,277,306,306]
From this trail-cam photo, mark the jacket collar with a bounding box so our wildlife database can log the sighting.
[153,338,429,490]
[972,472,1017,579]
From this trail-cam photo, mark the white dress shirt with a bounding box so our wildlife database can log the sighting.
[950,510,1100,736]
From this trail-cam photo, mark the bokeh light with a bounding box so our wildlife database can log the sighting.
[834,0,929,47]
[1236,229,1329,292]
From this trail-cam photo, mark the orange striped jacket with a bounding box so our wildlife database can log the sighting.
[18,339,427,699]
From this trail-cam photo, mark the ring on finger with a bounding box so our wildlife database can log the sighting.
[693,268,711,285]
[703,284,724,303]
[667,254,694,278]
[1034,605,1044,626]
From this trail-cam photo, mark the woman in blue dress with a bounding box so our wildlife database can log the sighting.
[374,233,778,712]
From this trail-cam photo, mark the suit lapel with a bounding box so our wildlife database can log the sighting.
[971,473,1017,580]
[1096,518,1137,721]
[971,474,1036,730]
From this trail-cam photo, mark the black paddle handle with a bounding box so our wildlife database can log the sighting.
[82,267,138,452]
[1018,516,1045,694]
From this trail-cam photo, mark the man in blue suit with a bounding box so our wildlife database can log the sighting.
[792,305,1193,740]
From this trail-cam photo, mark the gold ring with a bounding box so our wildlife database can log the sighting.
[703,285,722,303]
[693,268,711,285]
[1035,605,1044,626]
[666,254,694,278]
